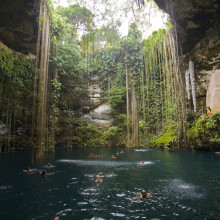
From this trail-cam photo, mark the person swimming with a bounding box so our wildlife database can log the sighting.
[112,155,116,159]
[95,172,104,183]
[23,167,35,174]
[41,170,49,177]
[140,161,144,165]
[139,189,152,198]
[44,162,55,169]
[96,172,105,178]
[131,189,162,204]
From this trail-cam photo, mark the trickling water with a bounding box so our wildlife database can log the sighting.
[189,60,197,112]
[0,148,219,220]
[185,69,191,100]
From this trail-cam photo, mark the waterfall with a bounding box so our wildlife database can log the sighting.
[185,69,191,100]
[189,60,196,112]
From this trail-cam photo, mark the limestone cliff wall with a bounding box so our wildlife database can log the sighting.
[0,0,40,55]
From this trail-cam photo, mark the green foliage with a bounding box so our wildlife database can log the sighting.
[142,28,166,54]
[155,131,176,148]
[0,49,14,72]
[45,0,54,12]
[98,47,120,76]
[94,26,120,47]
[50,13,67,38]
[120,23,143,90]
[108,87,126,113]
[187,112,220,145]
[0,48,35,151]
[56,4,94,33]
[0,48,35,95]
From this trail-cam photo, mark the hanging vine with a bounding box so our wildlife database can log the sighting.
[142,28,186,148]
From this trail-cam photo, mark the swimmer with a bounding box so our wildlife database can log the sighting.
[96,172,105,178]
[131,189,162,204]
[120,150,124,154]
[139,189,152,199]
[137,161,152,166]
[95,172,104,183]
[112,155,116,159]
[23,167,35,174]
[138,161,145,166]
[96,155,101,157]
[116,152,119,155]
[54,217,60,220]
[44,162,55,169]
[47,163,51,168]
[89,153,94,157]
[41,170,49,177]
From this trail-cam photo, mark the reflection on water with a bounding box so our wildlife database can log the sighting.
[0,148,219,220]
[134,149,154,152]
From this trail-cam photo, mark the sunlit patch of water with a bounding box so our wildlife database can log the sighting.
[57,159,137,167]
[165,179,204,199]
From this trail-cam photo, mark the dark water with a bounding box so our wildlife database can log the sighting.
[0,148,220,220]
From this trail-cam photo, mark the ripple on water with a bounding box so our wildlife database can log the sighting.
[0,185,12,190]
[56,208,73,216]
[116,193,126,197]
[111,213,126,217]
[90,217,106,220]
[77,202,89,205]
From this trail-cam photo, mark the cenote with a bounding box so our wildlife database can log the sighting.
[0,147,219,220]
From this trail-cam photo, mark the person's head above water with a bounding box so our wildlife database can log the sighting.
[97,172,104,178]
[141,189,147,198]
[42,170,46,176]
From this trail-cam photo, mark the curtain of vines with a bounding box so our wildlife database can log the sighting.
[0,48,35,153]
[142,28,185,147]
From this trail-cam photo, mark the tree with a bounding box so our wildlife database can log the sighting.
[120,23,143,147]
[56,4,94,34]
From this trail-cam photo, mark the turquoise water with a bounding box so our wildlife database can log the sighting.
[0,148,219,220]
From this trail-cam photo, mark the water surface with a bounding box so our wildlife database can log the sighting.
[0,148,219,220]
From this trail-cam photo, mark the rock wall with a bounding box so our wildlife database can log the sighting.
[154,0,220,112]
[82,74,113,128]
[206,69,220,112]
[0,0,39,55]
